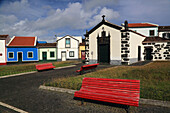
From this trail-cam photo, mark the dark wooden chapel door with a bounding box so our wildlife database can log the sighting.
[97,28,110,63]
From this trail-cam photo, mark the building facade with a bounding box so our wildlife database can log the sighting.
[0,35,10,65]
[79,40,85,60]
[57,35,82,61]
[85,16,146,65]
[37,43,57,61]
[128,23,158,37]
[7,36,38,63]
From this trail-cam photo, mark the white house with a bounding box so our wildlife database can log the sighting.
[85,16,146,65]
[158,26,170,39]
[56,35,82,61]
[128,23,159,37]
[0,35,10,65]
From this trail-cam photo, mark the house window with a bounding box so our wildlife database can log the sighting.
[149,30,154,36]
[69,51,74,57]
[9,52,14,58]
[65,38,70,48]
[0,53,2,56]
[50,51,55,57]
[28,52,33,58]
[163,33,170,39]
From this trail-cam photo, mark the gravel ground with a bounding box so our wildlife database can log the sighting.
[0,63,169,113]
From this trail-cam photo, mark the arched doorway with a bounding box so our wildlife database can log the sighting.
[97,28,110,63]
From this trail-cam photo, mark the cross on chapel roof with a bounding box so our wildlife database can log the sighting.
[102,15,105,21]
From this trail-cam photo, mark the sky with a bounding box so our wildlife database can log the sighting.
[0,0,170,42]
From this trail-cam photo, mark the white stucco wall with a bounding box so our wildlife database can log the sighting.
[57,48,79,59]
[0,40,6,63]
[39,48,57,60]
[129,32,145,63]
[57,35,81,60]
[129,27,158,37]
[89,24,121,62]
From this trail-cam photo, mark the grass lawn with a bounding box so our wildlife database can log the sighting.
[45,61,170,101]
[0,60,80,77]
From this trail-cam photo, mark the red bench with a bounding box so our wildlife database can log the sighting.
[76,63,99,75]
[36,63,55,71]
[74,77,140,113]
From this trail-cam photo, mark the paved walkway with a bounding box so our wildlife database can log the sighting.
[0,64,169,113]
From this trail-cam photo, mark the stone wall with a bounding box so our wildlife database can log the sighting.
[121,31,130,65]
[143,42,170,60]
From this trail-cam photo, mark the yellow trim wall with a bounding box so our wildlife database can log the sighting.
[79,45,85,58]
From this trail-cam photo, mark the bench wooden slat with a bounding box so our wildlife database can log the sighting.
[82,81,140,89]
[83,77,140,83]
[76,91,139,102]
[82,63,99,68]
[74,77,140,107]
[80,87,140,97]
[75,92,139,106]
[82,81,140,91]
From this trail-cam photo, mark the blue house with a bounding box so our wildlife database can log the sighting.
[7,36,38,63]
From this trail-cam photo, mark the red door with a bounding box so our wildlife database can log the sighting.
[81,51,85,60]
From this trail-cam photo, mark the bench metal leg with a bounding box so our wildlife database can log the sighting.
[81,99,84,105]
[125,105,130,113]
[80,71,84,75]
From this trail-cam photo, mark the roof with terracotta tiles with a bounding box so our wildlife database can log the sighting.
[8,36,37,47]
[128,23,158,28]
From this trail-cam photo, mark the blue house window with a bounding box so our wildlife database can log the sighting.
[65,38,70,48]
[8,52,14,58]
[28,52,33,58]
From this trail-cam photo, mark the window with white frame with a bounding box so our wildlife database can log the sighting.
[28,52,33,58]
[69,51,74,57]
[163,33,170,39]
[8,52,14,58]
[65,38,70,48]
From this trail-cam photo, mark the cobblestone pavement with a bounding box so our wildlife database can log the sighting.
[0,63,169,113]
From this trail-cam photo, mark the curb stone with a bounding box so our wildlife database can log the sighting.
[39,85,77,94]
[39,85,170,108]
[0,65,76,79]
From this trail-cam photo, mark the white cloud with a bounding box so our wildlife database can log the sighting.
[82,0,118,11]
[88,7,120,27]
[0,0,120,42]
[0,0,43,20]
[0,15,18,24]
[0,1,120,40]
[33,2,119,30]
